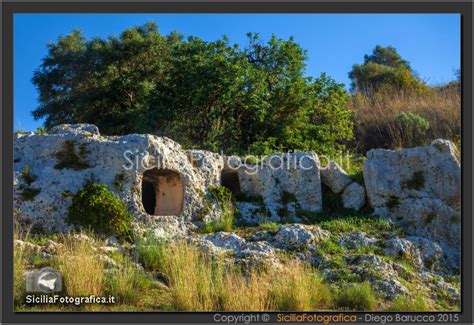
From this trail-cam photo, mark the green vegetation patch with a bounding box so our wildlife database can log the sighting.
[334,282,377,311]
[19,187,41,201]
[402,171,425,191]
[67,183,132,238]
[299,209,402,237]
[387,294,430,312]
[18,166,41,201]
[199,186,237,233]
[54,140,91,170]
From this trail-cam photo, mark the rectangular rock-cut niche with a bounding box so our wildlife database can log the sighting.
[220,170,241,194]
[141,168,184,216]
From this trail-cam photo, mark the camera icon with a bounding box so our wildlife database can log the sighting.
[26,267,62,293]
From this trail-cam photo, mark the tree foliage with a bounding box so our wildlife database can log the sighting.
[33,22,353,155]
[349,45,427,94]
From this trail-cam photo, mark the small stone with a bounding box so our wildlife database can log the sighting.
[320,161,352,194]
[341,182,366,210]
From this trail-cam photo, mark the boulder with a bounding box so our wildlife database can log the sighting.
[13,124,223,234]
[320,161,352,193]
[364,140,460,270]
[378,278,410,300]
[234,152,323,223]
[339,232,376,250]
[341,182,366,210]
[272,224,329,250]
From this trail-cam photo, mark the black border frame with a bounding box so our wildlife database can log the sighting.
[1,1,472,324]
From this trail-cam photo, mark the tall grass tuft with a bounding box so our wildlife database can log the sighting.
[269,260,332,311]
[56,235,105,297]
[13,227,30,306]
[334,282,377,311]
[105,264,151,305]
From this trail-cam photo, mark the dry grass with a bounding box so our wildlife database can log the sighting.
[144,240,332,311]
[348,86,460,152]
[269,260,332,311]
[55,236,106,297]
[13,227,29,306]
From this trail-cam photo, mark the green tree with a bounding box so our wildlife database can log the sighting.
[349,45,427,94]
[33,23,353,155]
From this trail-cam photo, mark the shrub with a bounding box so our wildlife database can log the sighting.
[334,282,377,311]
[67,183,132,238]
[19,187,41,201]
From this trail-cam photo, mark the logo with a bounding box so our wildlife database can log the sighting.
[26,267,62,293]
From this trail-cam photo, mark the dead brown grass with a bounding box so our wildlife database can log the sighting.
[55,236,106,297]
[348,85,460,152]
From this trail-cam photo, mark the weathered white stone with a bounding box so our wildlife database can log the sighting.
[235,152,323,223]
[339,232,376,250]
[320,161,352,193]
[235,202,271,226]
[272,224,329,250]
[364,140,460,270]
[186,150,224,188]
[341,182,366,210]
[378,278,410,300]
[13,124,223,234]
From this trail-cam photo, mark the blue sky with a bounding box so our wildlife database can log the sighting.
[14,14,460,131]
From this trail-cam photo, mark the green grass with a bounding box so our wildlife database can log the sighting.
[136,237,167,272]
[387,294,430,311]
[334,282,377,311]
[318,239,347,255]
[105,264,154,304]
[258,221,280,233]
[199,186,237,233]
[299,210,402,237]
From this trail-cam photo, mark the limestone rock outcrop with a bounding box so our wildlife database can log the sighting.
[364,139,461,270]
[14,124,214,233]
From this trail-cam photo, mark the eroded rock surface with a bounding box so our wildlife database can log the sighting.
[364,139,461,270]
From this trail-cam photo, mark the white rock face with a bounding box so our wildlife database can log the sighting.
[235,202,269,226]
[341,182,366,210]
[320,161,352,194]
[13,124,220,234]
[234,152,323,224]
[364,140,461,270]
